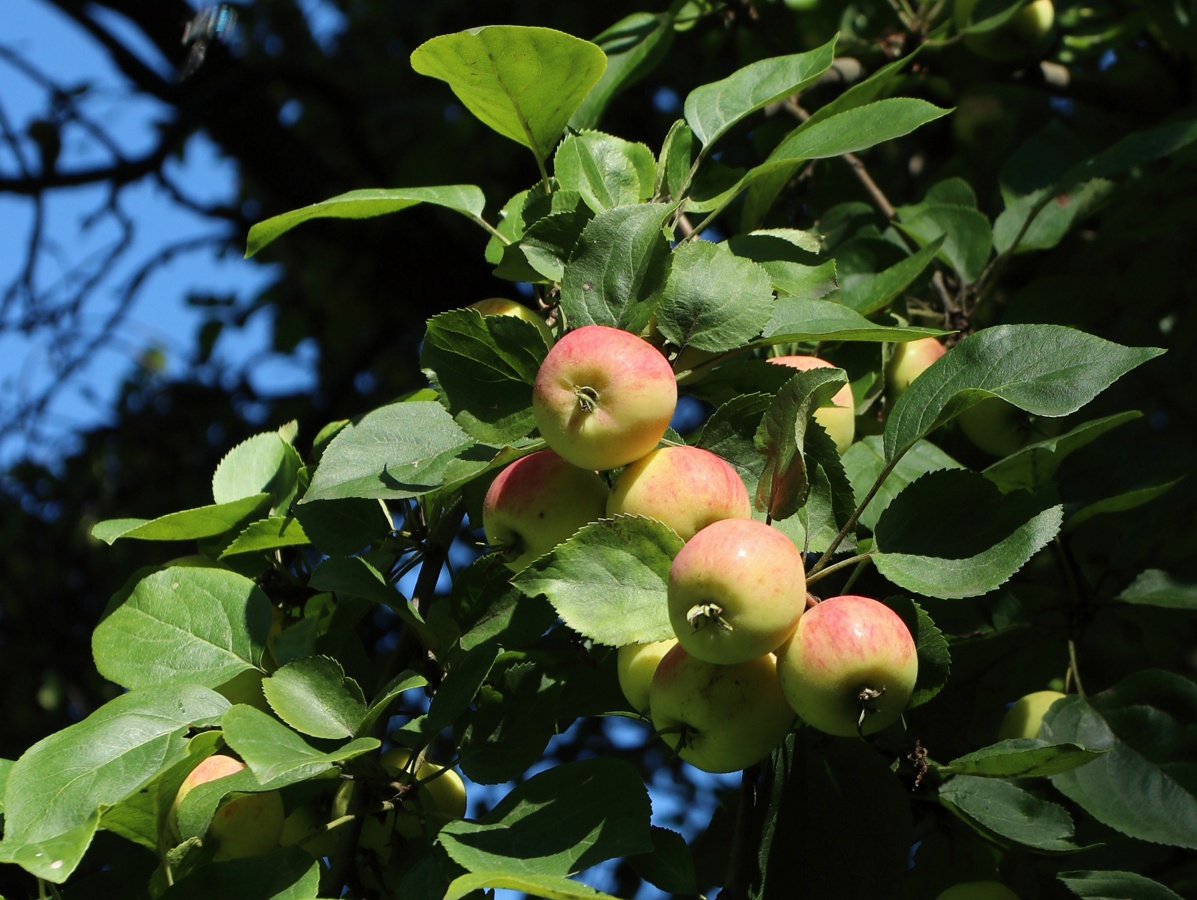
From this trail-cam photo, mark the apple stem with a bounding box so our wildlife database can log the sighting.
[687,602,732,632]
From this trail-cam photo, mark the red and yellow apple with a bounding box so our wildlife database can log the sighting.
[998,689,1066,740]
[482,449,608,572]
[172,754,285,860]
[776,595,918,737]
[469,297,554,345]
[769,355,856,453]
[616,638,678,713]
[886,337,945,399]
[649,644,795,773]
[606,446,751,541]
[533,325,678,471]
[668,518,806,665]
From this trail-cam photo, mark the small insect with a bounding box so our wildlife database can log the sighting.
[180,4,237,80]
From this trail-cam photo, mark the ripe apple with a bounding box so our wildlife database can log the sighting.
[956,0,1055,63]
[468,297,554,345]
[769,355,856,453]
[957,396,1060,457]
[668,518,806,665]
[171,754,285,860]
[776,595,918,737]
[935,881,1021,900]
[607,446,751,541]
[997,689,1066,740]
[886,337,945,399]
[532,325,678,471]
[650,644,795,773]
[380,748,467,839]
[482,449,608,572]
[616,638,678,713]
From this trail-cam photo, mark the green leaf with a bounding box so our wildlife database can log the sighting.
[829,235,942,316]
[762,298,946,344]
[421,308,546,443]
[887,597,951,709]
[160,848,321,900]
[245,186,486,257]
[725,230,837,300]
[212,426,302,512]
[684,38,837,149]
[873,469,1062,599]
[221,704,379,786]
[293,497,392,556]
[458,660,561,785]
[90,493,271,545]
[842,436,964,532]
[1045,671,1197,849]
[982,411,1142,493]
[939,775,1083,852]
[450,557,560,652]
[941,740,1106,779]
[894,203,992,284]
[438,757,653,877]
[0,686,228,881]
[1058,870,1186,900]
[417,643,501,741]
[358,670,428,738]
[559,202,674,333]
[262,656,368,740]
[219,516,309,558]
[511,516,683,646]
[628,826,697,896]
[554,130,655,212]
[570,12,675,131]
[657,118,698,201]
[994,178,1114,255]
[446,872,622,900]
[410,26,607,164]
[883,325,1165,463]
[301,400,478,503]
[1116,569,1197,610]
[307,556,428,639]
[93,566,272,689]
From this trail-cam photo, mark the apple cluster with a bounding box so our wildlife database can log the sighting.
[482,321,921,773]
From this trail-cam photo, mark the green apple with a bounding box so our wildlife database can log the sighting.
[533,325,678,471]
[380,748,467,839]
[769,355,856,453]
[998,689,1066,740]
[776,595,918,737]
[280,804,340,857]
[668,518,806,665]
[607,446,751,541]
[617,638,678,713]
[886,337,945,399]
[650,644,795,773]
[482,449,608,572]
[172,754,285,860]
[935,881,1021,900]
[468,297,554,345]
[957,396,1060,457]
[956,0,1054,63]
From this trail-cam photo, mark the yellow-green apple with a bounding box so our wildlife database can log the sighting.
[998,689,1066,740]
[482,449,608,572]
[380,748,467,839]
[956,0,1055,62]
[668,518,806,665]
[468,297,554,345]
[886,337,945,399]
[607,446,751,541]
[649,644,795,773]
[532,325,678,471]
[279,804,340,857]
[769,355,855,453]
[171,754,285,860]
[776,595,918,737]
[617,638,678,713]
[957,396,1060,457]
[935,881,1021,900]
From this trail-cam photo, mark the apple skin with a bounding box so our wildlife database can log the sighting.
[776,595,918,737]
[380,748,467,839]
[998,689,1066,740]
[607,446,751,541]
[533,325,678,471]
[957,396,1060,457]
[468,297,554,346]
[616,638,678,713]
[957,0,1055,63]
[769,356,855,453]
[172,754,285,861]
[482,449,608,572]
[650,644,795,773]
[886,337,945,399]
[668,518,806,665]
[935,881,1021,900]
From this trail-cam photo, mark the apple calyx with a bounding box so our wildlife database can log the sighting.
[573,384,600,412]
[687,602,733,632]
[856,686,888,734]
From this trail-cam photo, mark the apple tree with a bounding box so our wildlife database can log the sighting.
[2,2,1196,899]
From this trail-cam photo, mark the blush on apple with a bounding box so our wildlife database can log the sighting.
[171,754,285,861]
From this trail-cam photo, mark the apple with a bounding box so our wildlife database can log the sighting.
[956,0,1054,63]
[957,396,1060,457]
[532,325,678,471]
[468,297,554,345]
[668,518,806,665]
[776,595,918,737]
[769,355,855,453]
[935,881,1021,900]
[482,449,608,572]
[998,689,1066,740]
[886,337,945,399]
[607,446,751,541]
[279,804,340,857]
[649,644,795,773]
[380,748,467,839]
[172,754,285,860]
[616,638,678,713]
